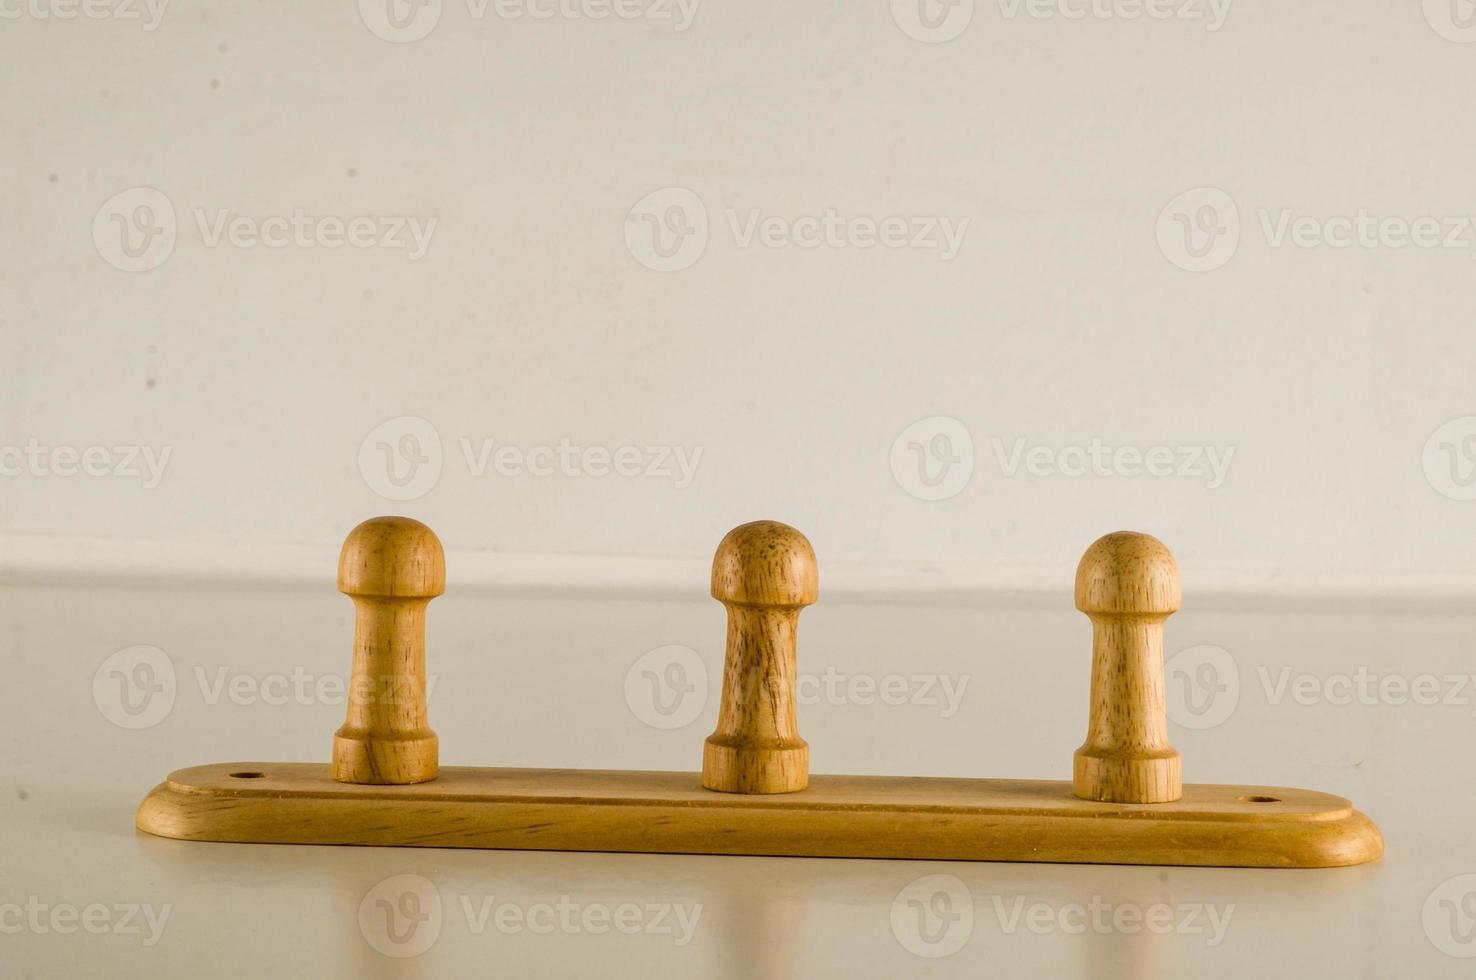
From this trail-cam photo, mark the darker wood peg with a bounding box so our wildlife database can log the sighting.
[1072,531,1183,803]
[701,520,818,794]
[332,516,443,785]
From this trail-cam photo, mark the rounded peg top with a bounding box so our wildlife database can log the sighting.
[1074,531,1180,616]
[711,520,818,608]
[338,516,446,598]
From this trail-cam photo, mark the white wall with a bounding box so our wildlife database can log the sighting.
[4,0,1476,601]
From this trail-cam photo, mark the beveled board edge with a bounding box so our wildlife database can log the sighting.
[137,763,1384,869]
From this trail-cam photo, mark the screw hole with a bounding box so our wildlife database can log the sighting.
[229,771,266,779]
[1237,794,1280,803]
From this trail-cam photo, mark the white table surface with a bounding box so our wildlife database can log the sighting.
[2,580,1472,978]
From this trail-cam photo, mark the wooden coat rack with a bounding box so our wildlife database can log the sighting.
[137,518,1383,868]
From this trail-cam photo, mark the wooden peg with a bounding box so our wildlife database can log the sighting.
[1072,531,1183,804]
[332,516,444,785]
[702,521,818,795]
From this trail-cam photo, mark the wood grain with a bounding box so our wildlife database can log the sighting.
[137,763,1384,869]
[137,520,1387,871]
[331,516,443,785]
[702,521,817,794]
[1073,531,1183,803]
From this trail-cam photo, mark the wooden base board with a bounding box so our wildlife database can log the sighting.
[137,763,1383,869]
